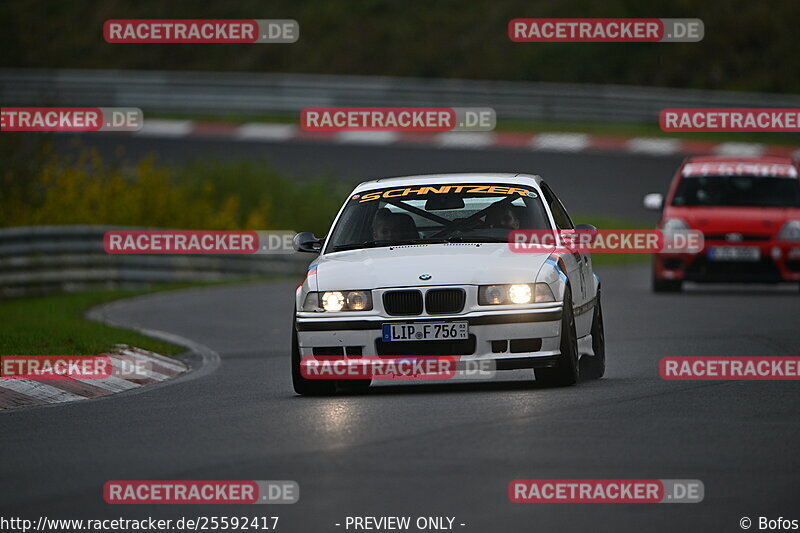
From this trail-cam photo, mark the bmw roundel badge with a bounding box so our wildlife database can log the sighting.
[419,274,432,280]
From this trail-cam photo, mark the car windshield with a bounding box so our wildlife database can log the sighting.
[325,183,552,252]
[672,175,800,207]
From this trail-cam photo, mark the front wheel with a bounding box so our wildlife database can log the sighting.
[291,322,337,396]
[535,286,579,387]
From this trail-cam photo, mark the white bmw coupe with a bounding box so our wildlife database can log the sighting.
[291,173,605,395]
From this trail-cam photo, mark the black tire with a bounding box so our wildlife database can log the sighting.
[652,277,683,293]
[337,378,372,394]
[535,286,579,387]
[291,321,337,396]
[583,289,605,379]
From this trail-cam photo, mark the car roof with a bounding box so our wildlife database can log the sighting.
[680,156,799,178]
[353,173,542,193]
[685,155,797,165]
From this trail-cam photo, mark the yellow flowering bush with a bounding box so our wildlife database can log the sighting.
[0,137,348,235]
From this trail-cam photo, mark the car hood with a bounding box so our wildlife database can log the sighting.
[664,206,800,236]
[312,243,551,290]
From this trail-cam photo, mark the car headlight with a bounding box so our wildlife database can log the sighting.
[508,284,532,304]
[662,218,689,233]
[302,290,373,312]
[478,283,554,305]
[321,291,345,312]
[777,220,800,241]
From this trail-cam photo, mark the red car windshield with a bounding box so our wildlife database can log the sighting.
[672,175,800,208]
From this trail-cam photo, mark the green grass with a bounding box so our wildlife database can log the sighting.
[0,277,291,356]
[571,214,652,267]
[0,288,190,356]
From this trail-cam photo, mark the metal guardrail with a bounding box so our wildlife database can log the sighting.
[0,226,310,297]
[2,68,800,124]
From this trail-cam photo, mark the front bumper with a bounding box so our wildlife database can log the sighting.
[654,241,800,283]
[295,305,563,368]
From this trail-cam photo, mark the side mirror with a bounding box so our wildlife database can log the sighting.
[293,232,323,253]
[643,193,664,211]
[574,223,597,231]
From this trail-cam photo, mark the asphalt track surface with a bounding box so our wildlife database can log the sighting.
[3,137,800,532]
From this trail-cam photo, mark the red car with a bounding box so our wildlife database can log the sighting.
[645,156,800,292]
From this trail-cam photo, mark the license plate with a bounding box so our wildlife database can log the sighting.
[382,321,469,342]
[707,246,760,262]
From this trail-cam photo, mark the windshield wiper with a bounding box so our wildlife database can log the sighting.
[331,236,509,252]
[330,240,396,252]
[442,235,508,243]
[331,237,508,251]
